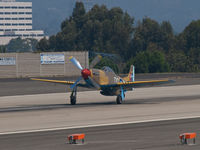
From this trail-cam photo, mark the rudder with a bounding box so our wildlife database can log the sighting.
[123,65,135,82]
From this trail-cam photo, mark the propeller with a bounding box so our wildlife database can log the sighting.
[69,56,92,89]
[89,55,102,69]
[69,55,102,90]
[88,76,100,89]
[69,56,83,70]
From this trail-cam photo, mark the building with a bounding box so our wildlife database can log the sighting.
[0,0,44,45]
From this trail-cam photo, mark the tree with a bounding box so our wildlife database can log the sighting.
[148,51,170,73]
[129,18,175,59]
[37,2,134,59]
[35,2,200,73]
[0,46,6,53]
[181,20,200,51]
[7,38,38,52]
[126,51,170,73]
[166,50,197,72]
[188,48,200,71]
[72,1,86,30]
[36,37,49,52]
[160,21,175,52]
[132,18,161,52]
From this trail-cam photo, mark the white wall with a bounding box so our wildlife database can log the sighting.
[0,52,89,78]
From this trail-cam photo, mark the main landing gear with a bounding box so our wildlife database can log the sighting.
[70,86,77,105]
[116,88,125,104]
[116,95,122,104]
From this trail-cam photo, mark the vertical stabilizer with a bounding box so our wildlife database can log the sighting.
[129,65,135,82]
[123,65,135,82]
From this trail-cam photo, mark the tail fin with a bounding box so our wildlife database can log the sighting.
[123,65,135,82]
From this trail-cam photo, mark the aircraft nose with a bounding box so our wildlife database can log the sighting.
[81,69,91,79]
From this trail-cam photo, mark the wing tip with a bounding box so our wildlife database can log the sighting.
[30,78,37,80]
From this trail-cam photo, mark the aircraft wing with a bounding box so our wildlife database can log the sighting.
[101,79,174,89]
[30,78,89,88]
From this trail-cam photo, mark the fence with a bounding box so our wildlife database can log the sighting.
[0,51,88,78]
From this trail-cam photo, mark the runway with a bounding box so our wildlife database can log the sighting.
[1,118,200,150]
[0,76,200,149]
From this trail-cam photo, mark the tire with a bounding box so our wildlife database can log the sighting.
[70,96,76,105]
[116,95,122,104]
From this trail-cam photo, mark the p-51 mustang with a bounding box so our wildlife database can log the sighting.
[31,55,173,105]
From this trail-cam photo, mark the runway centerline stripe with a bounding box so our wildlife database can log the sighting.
[1,115,200,135]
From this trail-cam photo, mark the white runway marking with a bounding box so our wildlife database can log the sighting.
[1,115,200,136]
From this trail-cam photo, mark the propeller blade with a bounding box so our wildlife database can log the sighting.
[89,55,102,69]
[88,76,100,90]
[69,56,83,70]
[70,76,82,89]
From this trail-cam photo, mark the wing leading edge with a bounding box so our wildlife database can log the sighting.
[31,78,74,84]
[100,79,174,89]
[30,78,89,88]
[31,78,174,89]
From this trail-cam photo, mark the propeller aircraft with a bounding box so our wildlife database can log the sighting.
[31,55,173,105]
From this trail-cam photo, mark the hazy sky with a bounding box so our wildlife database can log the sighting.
[95,0,200,33]
[17,0,200,35]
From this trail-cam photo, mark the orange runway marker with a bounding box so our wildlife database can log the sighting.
[68,133,85,144]
[179,133,196,145]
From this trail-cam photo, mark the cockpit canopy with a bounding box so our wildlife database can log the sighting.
[102,66,115,73]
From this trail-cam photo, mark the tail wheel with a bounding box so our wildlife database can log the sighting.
[70,96,76,105]
[116,95,122,104]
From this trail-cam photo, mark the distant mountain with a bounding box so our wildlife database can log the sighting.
[18,0,200,36]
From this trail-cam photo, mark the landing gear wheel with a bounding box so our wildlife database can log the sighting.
[70,86,77,105]
[116,95,122,104]
[70,96,76,105]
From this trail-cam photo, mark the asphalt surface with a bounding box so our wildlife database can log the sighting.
[0,73,200,97]
[0,73,200,150]
[1,118,200,150]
